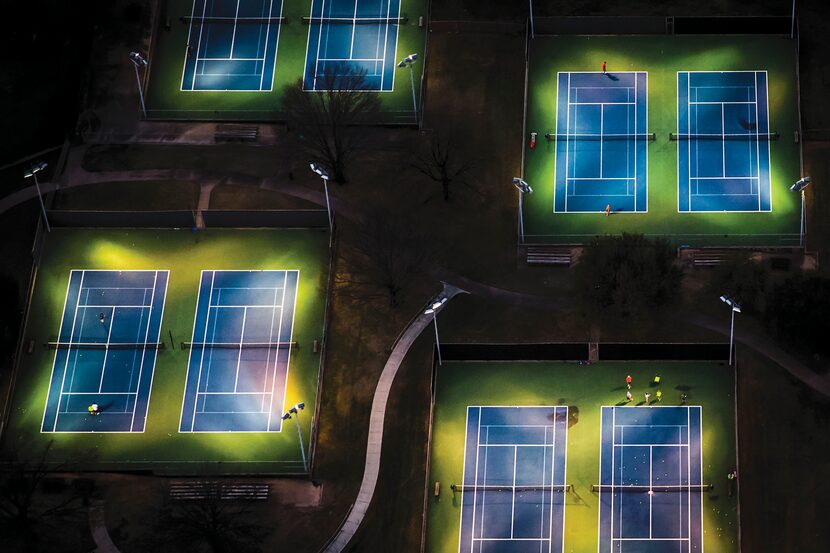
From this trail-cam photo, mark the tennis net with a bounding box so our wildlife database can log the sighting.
[301,15,408,25]
[669,132,779,141]
[46,341,165,350]
[544,133,656,141]
[181,341,297,350]
[180,16,286,25]
[591,484,712,493]
[451,484,571,493]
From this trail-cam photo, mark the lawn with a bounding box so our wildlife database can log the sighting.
[0,228,329,474]
[427,360,739,553]
[523,35,801,246]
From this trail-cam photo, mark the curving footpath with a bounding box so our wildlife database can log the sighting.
[321,283,467,552]
[88,500,121,553]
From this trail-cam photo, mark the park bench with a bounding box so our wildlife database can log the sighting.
[214,125,259,143]
[169,481,270,500]
[526,246,572,266]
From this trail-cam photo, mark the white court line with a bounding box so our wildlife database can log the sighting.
[228,0,242,58]
[97,306,116,393]
[266,270,289,430]
[190,271,216,431]
[649,445,653,539]
[232,306,249,393]
[510,445,517,539]
[687,407,692,553]
[697,407,704,553]
[261,285,279,412]
[54,272,87,422]
[197,57,266,61]
[129,271,160,430]
[348,0,358,60]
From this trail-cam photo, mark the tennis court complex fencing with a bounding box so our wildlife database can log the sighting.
[439,343,729,362]
[45,209,330,229]
[532,16,791,36]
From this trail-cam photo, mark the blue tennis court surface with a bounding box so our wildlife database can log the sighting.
[303,0,401,91]
[41,270,168,433]
[598,406,703,553]
[459,406,568,553]
[179,270,299,432]
[678,71,771,212]
[554,72,649,213]
[181,0,284,91]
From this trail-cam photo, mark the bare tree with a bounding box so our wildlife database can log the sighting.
[155,486,265,553]
[282,67,381,184]
[412,131,474,201]
[0,441,88,551]
[350,203,431,307]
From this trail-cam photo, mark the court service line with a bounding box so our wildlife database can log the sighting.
[97,306,117,393]
[268,270,291,430]
[54,271,87,423]
[131,271,160,430]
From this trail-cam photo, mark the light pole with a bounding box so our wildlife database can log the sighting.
[512,178,533,244]
[397,53,418,124]
[529,0,535,39]
[282,402,308,473]
[424,297,448,365]
[790,176,811,247]
[129,51,148,118]
[23,161,51,233]
[719,296,741,366]
[310,162,333,232]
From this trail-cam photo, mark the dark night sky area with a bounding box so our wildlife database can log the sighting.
[0,0,108,165]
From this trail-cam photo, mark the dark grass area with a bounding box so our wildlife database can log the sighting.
[51,181,201,211]
[736,345,830,552]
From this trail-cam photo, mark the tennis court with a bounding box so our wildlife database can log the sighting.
[598,406,703,553]
[458,406,568,553]
[427,361,738,553]
[677,71,772,212]
[303,0,402,91]
[179,270,299,433]
[554,72,649,213]
[41,270,168,433]
[522,36,800,246]
[181,0,284,91]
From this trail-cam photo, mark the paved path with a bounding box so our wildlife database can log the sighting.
[683,312,830,397]
[320,283,467,553]
[88,500,121,553]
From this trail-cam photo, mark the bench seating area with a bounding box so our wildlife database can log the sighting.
[214,125,259,143]
[526,246,572,266]
[692,250,731,268]
[169,481,270,500]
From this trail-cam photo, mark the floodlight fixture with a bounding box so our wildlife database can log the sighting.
[283,401,308,472]
[128,51,148,117]
[720,295,741,365]
[424,297,448,365]
[424,297,448,315]
[397,54,419,124]
[719,296,741,313]
[309,162,330,181]
[790,176,811,193]
[310,162,333,232]
[512,177,533,195]
[23,161,51,232]
[129,51,148,66]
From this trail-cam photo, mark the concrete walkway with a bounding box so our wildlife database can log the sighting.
[320,283,467,553]
[88,500,121,553]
